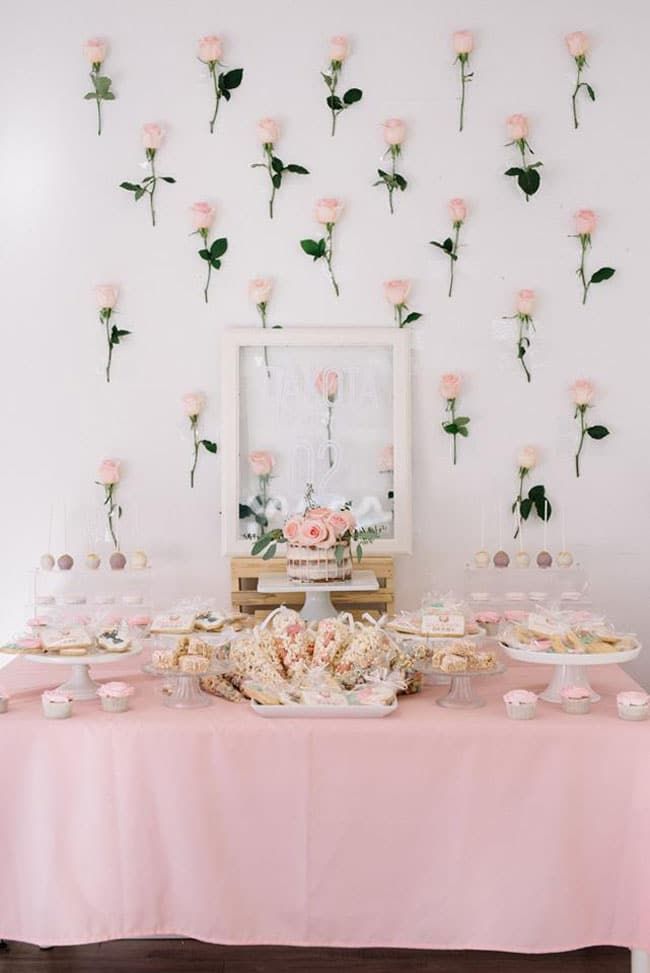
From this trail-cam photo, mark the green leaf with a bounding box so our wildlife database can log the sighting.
[586,84,596,101]
[519,498,533,520]
[356,542,363,563]
[271,156,284,173]
[239,504,254,519]
[301,238,323,258]
[587,425,610,440]
[343,87,363,105]
[161,176,176,183]
[443,422,458,434]
[119,182,140,192]
[251,535,272,556]
[201,439,218,453]
[286,164,309,174]
[271,172,282,189]
[134,187,145,201]
[198,249,211,261]
[210,258,221,269]
[517,167,541,196]
[84,92,98,100]
[528,485,546,501]
[209,238,228,259]
[457,426,469,437]
[394,173,408,190]
[590,267,615,284]
[442,237,454,253]
[403,312,421,325]
[220,88,231,102]
[102,92,115,101]
[326,95,343,111]
[505,167,524,177]
[454,416,470,426]
[262,543,277,560]
[334,544,345,565]
[116,329,131,337]
[94,76,112,97]
[221,68,243,90]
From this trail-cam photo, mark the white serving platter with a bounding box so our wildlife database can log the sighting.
[250,699,398,719]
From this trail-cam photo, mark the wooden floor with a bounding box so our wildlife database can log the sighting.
[0,940,629,972]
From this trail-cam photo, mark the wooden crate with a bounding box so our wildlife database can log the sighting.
[231,556,394,622]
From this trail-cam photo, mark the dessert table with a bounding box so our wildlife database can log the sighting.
[1,650,649,969]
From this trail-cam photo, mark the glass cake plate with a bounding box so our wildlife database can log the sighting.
[427,662,506,709]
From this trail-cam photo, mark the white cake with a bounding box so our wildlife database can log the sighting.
[286,541,352,583]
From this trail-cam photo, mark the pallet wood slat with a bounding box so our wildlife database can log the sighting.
[231,556,394,621]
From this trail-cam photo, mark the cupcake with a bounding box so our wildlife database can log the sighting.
[475,611,501,637]
[503,689,537,720]
[97,681,135,713]
[560,685,591,715]
[617,691,650,722]
[41,690,72,719]
[504,610,528,624]
[0,687,9,714]
[128,614,152,638]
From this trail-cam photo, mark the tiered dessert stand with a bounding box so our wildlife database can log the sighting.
[257,569,379,621]
[18,643,143,701]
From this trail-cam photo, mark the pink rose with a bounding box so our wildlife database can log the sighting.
[566,32,589,58]
[327,511,355,536]
[382,118,406,146]
[383,279,410,306]
[142,123,163,150]
[182,392,205,417]
[329,35,349,62]
[283,517,303,542]
[190,201,215,231]
[249,450,274,476]
[84,39,106,64]
[314,198,343,225]
[298,519,330,547]
[94,284,118,310]
[575,209,597,236]
[448,198,467,224]
[516,289,535,316]
[248,278,273,304]
[440,372,461,400]
[570,379,594,406]
[378,445,393,473]
[198,35,222,64]
[315,369,339,401]
[453,30,474,55]
[517,446,537,470]
[506,114,529,141]
[256,117,280,145]
[98,459,120,485]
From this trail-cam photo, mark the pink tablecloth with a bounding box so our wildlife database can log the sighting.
[0,650,649,952]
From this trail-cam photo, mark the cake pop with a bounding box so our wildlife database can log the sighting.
[40,554,55,571]
[536,550,552,569]
[131,549,148,570]
[474,549,490,568]
[493,551,510,568]
[515,551,530,568]
[557,551,574,567]
[109,552,127,571]
[57,554,74,571]
[86,553,101,570]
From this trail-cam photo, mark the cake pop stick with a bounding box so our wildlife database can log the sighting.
[494,502,510,567]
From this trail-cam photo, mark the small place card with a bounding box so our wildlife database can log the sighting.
[421,612,466,636]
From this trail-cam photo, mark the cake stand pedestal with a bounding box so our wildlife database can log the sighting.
[257,570,379,621]
[433,664,506,710]
[500,641,642,703]
[20,643,143,701]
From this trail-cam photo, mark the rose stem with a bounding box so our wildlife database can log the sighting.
[325,225,339,296]
[449,224,460,298]
[104,317,112,383]
[209,66,220,134]
[190,419,199,488]
[575,407,586,477]
[259,303,270,378]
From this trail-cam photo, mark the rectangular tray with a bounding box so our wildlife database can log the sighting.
[250,699,398,719]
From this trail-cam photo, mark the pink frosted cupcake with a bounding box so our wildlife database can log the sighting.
[504,610,528,624]
[97,681,135,713]
[476,611,501,637]
[42,690,73,719]
[560,685,591,715]
[128,614,152,638]
[0,686,8,714]
[617,691,649,722]
[503,689,537,720]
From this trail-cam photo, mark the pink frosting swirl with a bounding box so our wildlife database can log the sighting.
[617,691,649,707]
[42,690,72,704]
[476,611,500,624]
[560,685,591,700]
[97,681,135,699]
[503,689,537,705]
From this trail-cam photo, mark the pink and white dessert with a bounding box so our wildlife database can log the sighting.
[41,690,73,719]
[97,681,135,713]
[617,691,649,722]
[15,636,42,652]
[475,611,500,636]
[128,614,152,638]
[503,689,537,720]
[560,685,591,715]
[283,508,356,583]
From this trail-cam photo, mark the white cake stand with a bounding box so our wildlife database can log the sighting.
[257,570,379,621]
[431,664,506,709]
[19,643,143,701]
[500,640,642,703]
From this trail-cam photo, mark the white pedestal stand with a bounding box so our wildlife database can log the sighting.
[19,644,143,701]
[632,949,650,973]
[257,570,379,621]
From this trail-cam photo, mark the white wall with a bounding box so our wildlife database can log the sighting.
[2,0,648,683]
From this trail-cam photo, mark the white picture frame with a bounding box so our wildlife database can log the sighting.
[220,327,412,556]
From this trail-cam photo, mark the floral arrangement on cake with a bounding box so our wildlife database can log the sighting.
[251,485,382,582]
